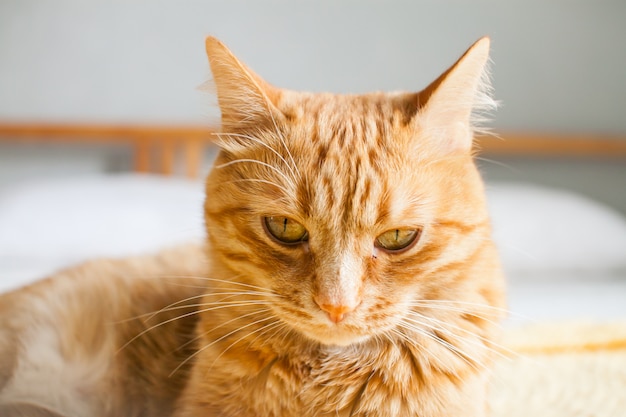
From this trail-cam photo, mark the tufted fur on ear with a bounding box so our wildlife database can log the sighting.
[205,37,285,151]
[414,37,496,153]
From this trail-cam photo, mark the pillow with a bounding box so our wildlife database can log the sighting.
[486,182,626,279]
[0,174,205,292]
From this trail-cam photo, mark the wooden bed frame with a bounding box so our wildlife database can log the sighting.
[0,123,214,178]
[0,122,625,178]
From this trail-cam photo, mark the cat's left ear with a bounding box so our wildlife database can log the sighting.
[414,37,496,153]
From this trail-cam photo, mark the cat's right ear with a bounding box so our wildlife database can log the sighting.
[205,37,283,139]
[412,37,496,154]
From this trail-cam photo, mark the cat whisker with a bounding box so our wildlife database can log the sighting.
[130,298,273,323]
[408,298,513,315]
[405,311,485,348]
[177,307,274,352]
[213,131,299,183]
[402,310,524,379]
[274,318,296,348]
[420,152,468,169]
[408,309,537,368]
[159,275,281,309]
[171,314,279,377]
[159,273,236,284]
[408,299,529,321]
[116,301,273,354]
[407,302,503,326]
[266,107,302,182]
[183,300,273,313]
[405,311,518,362]
[407,310,498,345]
[215,158,295,190]
[404,312,529,385]
[111,291,213,324]
[389,325,458,359]
[387,327,433,361]
[163,274,279,294]
[244,320,287,349]
[386,327,460,377]
[198,306,273,336]
[120,285,277,324]
[139,292,216,323]
[396,320,478,373]
[199,290,279,300]
[225,178,291,194]
[399,317,487,374]
[388,328,413,346]
[205,319,288,392]
[474,156,520,173]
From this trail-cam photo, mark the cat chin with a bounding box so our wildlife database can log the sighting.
[298,327,372,347]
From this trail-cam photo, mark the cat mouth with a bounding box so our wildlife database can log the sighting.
[288,313,381,346]
[302,325,371,347]
[273,305,381,346]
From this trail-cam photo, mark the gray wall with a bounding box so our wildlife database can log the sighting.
[1,0,625,210]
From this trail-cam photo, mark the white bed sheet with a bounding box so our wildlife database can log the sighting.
[0,174,624,325]
[0,174,205,292]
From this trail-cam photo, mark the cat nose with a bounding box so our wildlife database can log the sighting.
[316,302,357,324]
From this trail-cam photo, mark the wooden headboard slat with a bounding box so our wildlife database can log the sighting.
[0,123,214,141]
[0,122,215,178]
[477,133,626,157]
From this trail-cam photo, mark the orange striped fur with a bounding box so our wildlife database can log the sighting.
[177,37,505,416]
[0,37,505,417]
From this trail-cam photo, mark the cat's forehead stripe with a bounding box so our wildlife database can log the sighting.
[298,97,396,228]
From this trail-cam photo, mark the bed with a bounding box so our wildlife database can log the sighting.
[1,124,626,415]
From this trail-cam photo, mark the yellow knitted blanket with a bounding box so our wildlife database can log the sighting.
[490,321,626,417]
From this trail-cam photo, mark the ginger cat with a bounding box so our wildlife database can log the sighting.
[0,37,505,417]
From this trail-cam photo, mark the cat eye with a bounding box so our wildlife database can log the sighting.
[375,229,420,252]
[264,216,309,245]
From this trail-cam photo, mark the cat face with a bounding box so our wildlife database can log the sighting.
[203,38,501,347]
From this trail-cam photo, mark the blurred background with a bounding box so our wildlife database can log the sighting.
[1,0,625,207]
[0,0,625,320]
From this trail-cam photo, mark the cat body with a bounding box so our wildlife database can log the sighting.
[0,37,505,417]
[0,245,207,417]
